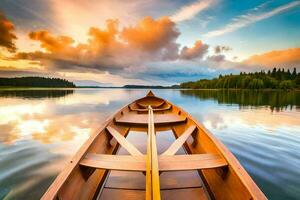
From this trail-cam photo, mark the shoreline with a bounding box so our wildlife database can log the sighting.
[0,87,299,91]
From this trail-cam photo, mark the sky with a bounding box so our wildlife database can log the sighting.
[0,0,300,86]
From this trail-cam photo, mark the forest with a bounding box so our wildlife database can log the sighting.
[180,68,300,89]
[0,77,76,87]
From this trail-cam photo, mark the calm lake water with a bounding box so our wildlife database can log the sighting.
[0,89,299,200]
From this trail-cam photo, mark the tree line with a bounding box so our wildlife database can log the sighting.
[0,77,76,87]
[180,68,300,90]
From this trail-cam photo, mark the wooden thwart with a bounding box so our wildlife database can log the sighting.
[159,154,227,171]
[79,153,227,172]
[80,154,146,171]
[129,104,172,112]
[115,113,186,125]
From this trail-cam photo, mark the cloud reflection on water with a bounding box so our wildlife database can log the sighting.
[0,89,299,200]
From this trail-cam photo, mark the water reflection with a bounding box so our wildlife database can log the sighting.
[180,90,300,111]
[0,89,138,144]
[0,89,299,200]
[0,89,140,199]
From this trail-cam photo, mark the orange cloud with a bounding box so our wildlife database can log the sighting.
[29,31,75,53]
[0,12,17,52]
[244,48,300,68]
[15,16,184,71]
[180,40,209,60]
[121,17,179,54]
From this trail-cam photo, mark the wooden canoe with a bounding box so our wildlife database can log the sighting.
[42,91,267,200]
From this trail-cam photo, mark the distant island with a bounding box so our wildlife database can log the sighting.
[180,68,300,90]
[0,77,75,88]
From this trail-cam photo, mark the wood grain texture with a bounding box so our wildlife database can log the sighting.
[129,103,172,112]
[136,97,165,108]
[42,91,266,200]
[115,113,186,125]
[105,171,202,190]
[106,126,142,156]
[162,125,196,156]
[159,154,227,171]
[149,106,161,200]
[80,153,146,171]
[98,187,208,200]
[146,107,152,200]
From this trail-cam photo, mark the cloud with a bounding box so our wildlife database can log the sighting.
[170,0,216,22]
[12,17,175,81]
[243,48,300,68]
[207,54,225,62]
[180,40,209,60]
[14,16,195,73]
[121,16,180,60]
[135,59,238,84]
[214,45,232,54]
[29,31,75,53]
[204,1,300,37]
[0,12,17,52]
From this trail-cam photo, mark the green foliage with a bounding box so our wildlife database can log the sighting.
[0,77,76,87]
[180,68,299,90]
[279,80,294,89]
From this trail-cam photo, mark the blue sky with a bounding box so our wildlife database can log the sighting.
[0,0,300,86]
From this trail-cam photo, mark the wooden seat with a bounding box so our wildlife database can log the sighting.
[80,154,146,171]
[115,113,186,125]
[129,104,172,112]
[159,154,227,171]
[79,153,227,172]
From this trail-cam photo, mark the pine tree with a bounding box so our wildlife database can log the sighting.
[292,68,297,79]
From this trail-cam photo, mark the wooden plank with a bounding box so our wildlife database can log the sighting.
[80,153,227,172]
[149,106,161,200]
[161,187,208,200]
[162,125,197,156]
[80,153,146,171]
[99,187,208,200]
[106,126,143,156]
[98,188,145,200]
[159,154,227,171]
[115,113,186,125]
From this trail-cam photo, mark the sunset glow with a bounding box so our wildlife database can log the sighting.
[0,0,300,86]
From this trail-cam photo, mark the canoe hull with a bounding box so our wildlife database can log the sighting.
[42,91,266,200]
